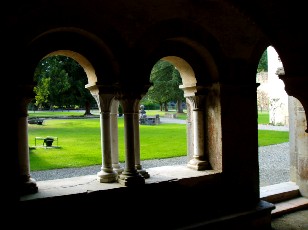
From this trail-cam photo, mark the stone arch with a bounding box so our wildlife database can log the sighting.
[145,52,222,171]
[44,50,97,86]
[132,18,224,86]
[22,27,120,85]
[14,28,126,193]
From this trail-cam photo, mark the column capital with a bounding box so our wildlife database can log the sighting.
[95,94,115,113]
[86,84,116,113]
[279,75,308,132]
[179,84,211,97]
[186,95,206,110]
[116,91,144,113]
[15,85,36,117]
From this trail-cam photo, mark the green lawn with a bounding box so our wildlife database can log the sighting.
[258,111,270,124]
[29,118,187,171]
[28,110,285,171]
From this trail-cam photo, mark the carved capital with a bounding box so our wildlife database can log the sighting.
[186,95,206,110]
[86,84,116,113]
[279,75,308,132]
[15,85,36,117]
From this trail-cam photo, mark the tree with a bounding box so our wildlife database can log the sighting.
[60,56,96,115]
[34,56,71,110]
[257,89,269,112]
[34,55,96,115]
[257,50,268,73]
[146,60,184,112]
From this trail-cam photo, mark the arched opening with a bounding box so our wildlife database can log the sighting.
[28,52,103,173]
[257,46,308,208]
[144,56,222,171]
[20,21,224,194]
[257,46,291,188]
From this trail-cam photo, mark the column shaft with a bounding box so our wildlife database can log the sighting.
[187,95,210,170]
[118,98,145,186]
[134,110,150,178]
[110,100,123,174]
[17,96,38,195]
[101,112,113,171]
[193,109,205,159]
[95,93,117,183]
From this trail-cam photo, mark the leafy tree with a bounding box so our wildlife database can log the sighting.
[146,60,184,112]
[34,55,96,115]
[59,56,95,115]
[34,56,71,110]
[257,50,268,72]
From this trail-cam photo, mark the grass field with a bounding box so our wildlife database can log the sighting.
[28,118,187,171]
[28,110,287,171]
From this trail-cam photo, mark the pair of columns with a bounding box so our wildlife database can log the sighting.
[84,86,213,185]
[92,91,149,187]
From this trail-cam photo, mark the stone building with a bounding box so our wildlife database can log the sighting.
[267,46,289,126]
[4,1,308,229]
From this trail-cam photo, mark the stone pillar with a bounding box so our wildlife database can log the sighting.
[186,95,210,170]
[289,97,308,197]
[279,73,308,197]
[110,99,124,175]
[289,96,298,182]
[133,102,150,179]
[17,87,38,195]
[117,97,145,186]
[186,99,194,160]
[92,92,117,183]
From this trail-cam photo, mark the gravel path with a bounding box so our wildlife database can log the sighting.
[31,118,290,186]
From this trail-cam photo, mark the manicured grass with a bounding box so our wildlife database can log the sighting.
[28,118,187,171]
[258,130,289,146]
[258,111,270,124]
[28,110,286,171]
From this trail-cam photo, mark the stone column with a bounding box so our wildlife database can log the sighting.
[279,73,308,197]
[186,95,210,170]
[134,103,150,179]
[288,97,308,197]
[17,87,38,195]
[110,99,124,175]
[117,97,145,186]
[185,99,194,160]
[93,92,117,183]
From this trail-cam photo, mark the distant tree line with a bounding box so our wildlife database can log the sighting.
[31,50,267,114]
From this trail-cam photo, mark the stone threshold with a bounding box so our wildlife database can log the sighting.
[260,181,308,217]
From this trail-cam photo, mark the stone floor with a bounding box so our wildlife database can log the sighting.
[271,208,308,230]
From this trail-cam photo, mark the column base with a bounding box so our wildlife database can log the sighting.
[97,170,117,183]
[187,158,210,171]
[138,169,150,179]
[118,172,145,186]
[19,177,38,195]
[112,163,124,175]
[135,164,150,179]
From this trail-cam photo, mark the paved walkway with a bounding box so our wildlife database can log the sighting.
[160,117,290,131]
